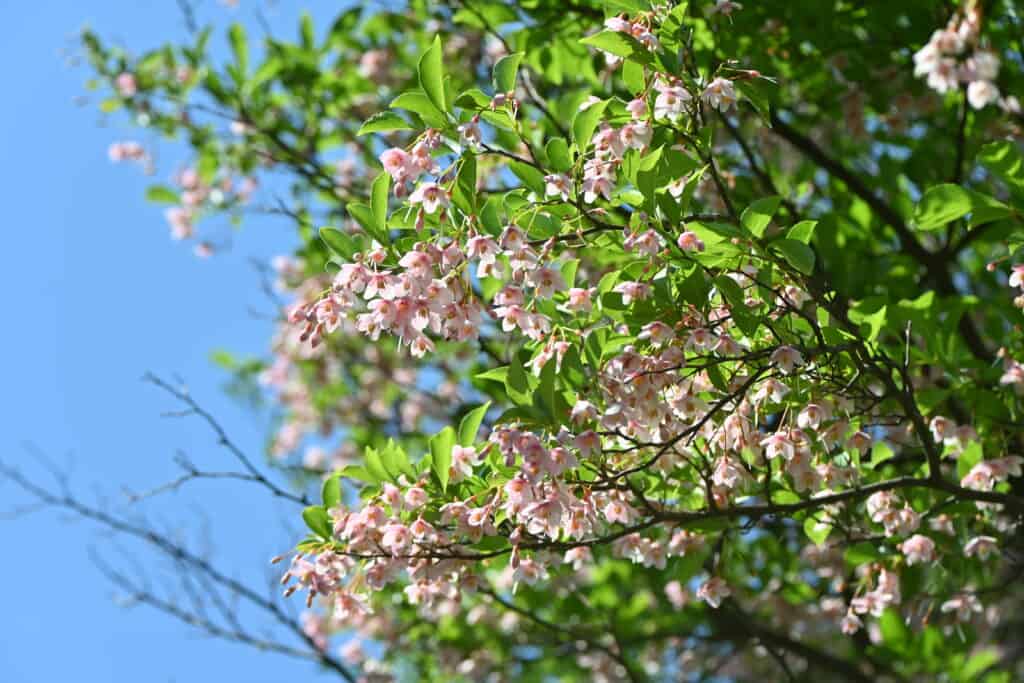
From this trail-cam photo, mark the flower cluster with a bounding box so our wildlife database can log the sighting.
[913,6,1009,110]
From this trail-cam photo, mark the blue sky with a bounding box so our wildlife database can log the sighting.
[0,2,346,681]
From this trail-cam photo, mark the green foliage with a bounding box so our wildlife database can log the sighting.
[83,1,1024,681]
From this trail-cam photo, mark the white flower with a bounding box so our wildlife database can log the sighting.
[696,576,731,608]
[702,78,737,111]
[967,80,1000,110]
[967,51,1000,81]
[654,83,692,122]
[408,182,449,214]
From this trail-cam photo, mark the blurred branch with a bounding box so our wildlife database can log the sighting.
[143,373,311,507]
[0,455,355,681]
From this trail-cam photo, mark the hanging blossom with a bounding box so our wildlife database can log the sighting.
[912,6,1007,110]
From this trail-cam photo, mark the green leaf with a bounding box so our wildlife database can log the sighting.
[509,161,546,196]
[871,441,895,466]
[492,52,523,94]
[302,506,332,539]
[978,141,1024,193]
[736,79,776,126]
[803,516,831,547]
[371,172,390,232]
[418,35,447,114]
[533,357,558,419]
[786,220,817,244]
[145,185,179,204]
[622,59,646,95]
[714,275,745,310]
[454,87,491,109]
[572,99,608,150]
[452,154,477,214]
[545,137,572,173]
[741,196,781,238]
[390,90,447,129]
[357,111,415,136]
[957,441,983,480]
[475,366,509,384]
[458,402,491,447]
[228,23,248,74]
[300,12,315,50]
[561,259,580,287]
[430,426,456,492]
[507,353,532,405]
[844,541,883,568]
[320,226,357,260]
[879,608,910,650]
[347,202,388,245]
[850,303,888,342]
[363,447,391,483]
[379,439,413,479]
[914,184,973,231]
[340,464,378,485]
[864,305,887,342]
[774,238,815,275]
[967,190,1013,227]
[580,30,653,65]
[321,474,341,509]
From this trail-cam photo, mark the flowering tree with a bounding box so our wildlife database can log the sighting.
[11,0,1024,680]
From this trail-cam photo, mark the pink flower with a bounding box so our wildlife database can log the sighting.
[760,433,794,461]
[380,523,412,555]
[512,557,547,586]
[665,580,689,609]
[1009,265,1024,289]
[115,72,137,97]
[404,486,428,509]
[613,281,651,305]
[753,378,789,404]
[450,445,478,481]
[677,230,706,252]
[702,78,737,111]
[638,321,674,347]
[840,610,862,635]
[626,97,647,119]
[604,17,632,33]
[409,182,449,214]
[408,334,435,358]
[457,117,482,149]
[565,287,593,312]
[941,593,982,621]
[379,147,417,184]
[529,266,567,299]
[929,415,956,444]
[708,0,743,16]
[796,403,826,431]
[967,80,1000,110]
[964,536,997,560]
[899,534,937,565]
[654,80,692,122]
[603,498,634,525]
[582,160,615,203]
[544,173,572,201]
[574,430,601,457]
[696,576,731,608]
[619,121,652,150]
[668,530,704,556]
[770,345,804,374]
[564,546,592,571]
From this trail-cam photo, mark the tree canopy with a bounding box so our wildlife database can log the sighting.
[57,0,1024,680]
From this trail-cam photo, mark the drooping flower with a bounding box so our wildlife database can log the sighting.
[697,576,731,608]
[702,78,737,111]
[408,182,449,214]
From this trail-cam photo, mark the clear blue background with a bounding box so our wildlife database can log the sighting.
[0,2,345,681]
